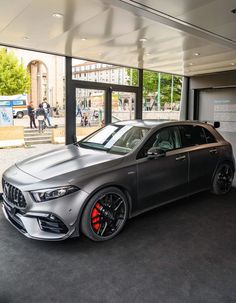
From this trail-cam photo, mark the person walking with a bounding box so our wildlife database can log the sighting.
[76,102,82,117]
[36,104,46,133]
[27,101,37,128]
[42,99,51,126]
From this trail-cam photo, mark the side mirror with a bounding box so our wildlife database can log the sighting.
[214,121,220,128]
[147,147,166,160]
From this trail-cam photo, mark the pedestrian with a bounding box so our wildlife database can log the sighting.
[27,101,37,128]
[36,104,46,133]
[55,102,60,116]
[42,99,51,126]
[76,102,82,117]
[81,112,89,126]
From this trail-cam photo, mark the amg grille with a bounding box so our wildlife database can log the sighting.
[2,179,26,208]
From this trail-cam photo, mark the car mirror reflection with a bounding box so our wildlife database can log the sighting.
[147,147,166,160]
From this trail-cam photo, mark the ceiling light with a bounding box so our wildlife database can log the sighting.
[189,63,193,66]
[146,53,150,56]
[194,53,200,56]
[52,13,63,18]
[81,38,87,41]
[231,63,235,66]
[23,36,29,40]
[139,38,147,42]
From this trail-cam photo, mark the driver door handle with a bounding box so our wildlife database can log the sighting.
[176,155,186,161]
[209,148,218,155]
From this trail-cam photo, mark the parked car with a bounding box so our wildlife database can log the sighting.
[2,120,235,241]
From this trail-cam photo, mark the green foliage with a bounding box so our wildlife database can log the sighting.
[127,68,182,109]
[0,48,30,95]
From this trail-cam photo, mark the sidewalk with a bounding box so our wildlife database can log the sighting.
[0,143,62,192]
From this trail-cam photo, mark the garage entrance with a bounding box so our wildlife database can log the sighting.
[198,88,236,159]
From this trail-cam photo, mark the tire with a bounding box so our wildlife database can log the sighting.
[211,162,234,195]
[16,112,24,118]
[81,187,129,241]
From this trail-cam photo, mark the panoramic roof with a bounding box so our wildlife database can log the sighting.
[0,0,236,76]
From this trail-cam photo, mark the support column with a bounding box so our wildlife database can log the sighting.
[136,69,143,119]
[65,57,76,145]
[179,76,190,120]
[105,87,112,125]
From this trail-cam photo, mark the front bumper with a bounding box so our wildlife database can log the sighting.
[1,187,89,241]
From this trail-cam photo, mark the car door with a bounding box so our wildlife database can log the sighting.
[179,125,220,192]
[136,126,189,212]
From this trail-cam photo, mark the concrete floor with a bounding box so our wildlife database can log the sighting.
[0,144,63,192]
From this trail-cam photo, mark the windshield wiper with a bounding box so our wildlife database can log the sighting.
[75,141,108,151]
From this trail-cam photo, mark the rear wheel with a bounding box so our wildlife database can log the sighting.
[211,163,234,195]
[81,187,128,241]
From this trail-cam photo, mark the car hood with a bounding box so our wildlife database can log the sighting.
[16,144,123,180]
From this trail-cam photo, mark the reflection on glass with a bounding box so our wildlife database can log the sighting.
[79,124,149,155]
[112,92,135,123]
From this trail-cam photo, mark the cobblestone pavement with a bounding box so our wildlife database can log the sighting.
[0,144,63,192]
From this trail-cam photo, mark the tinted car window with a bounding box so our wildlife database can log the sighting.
[203,128,217,143]
[137,126,182,159]
[180,125,207,147]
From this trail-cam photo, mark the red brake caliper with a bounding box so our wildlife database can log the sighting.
[91,202,101,231]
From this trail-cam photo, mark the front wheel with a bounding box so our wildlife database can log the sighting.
[81,187,129,241]
[211,163,234,195]
[16,111,24,118]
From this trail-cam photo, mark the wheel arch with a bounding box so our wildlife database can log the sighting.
[211,159,235,183]
[77,183,133,232]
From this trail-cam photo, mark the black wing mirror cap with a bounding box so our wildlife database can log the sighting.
[214,121,220,128]
[147,147,166,159]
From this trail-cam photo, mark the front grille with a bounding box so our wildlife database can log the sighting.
[38,216,68,234]
[2,179,26,208]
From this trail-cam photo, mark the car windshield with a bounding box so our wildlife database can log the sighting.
[78,124,150,154]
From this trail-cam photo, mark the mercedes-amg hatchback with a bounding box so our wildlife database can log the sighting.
[2,120,235,241]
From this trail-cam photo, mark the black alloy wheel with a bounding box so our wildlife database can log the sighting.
[212,163,234,195]
[81,187,128,241]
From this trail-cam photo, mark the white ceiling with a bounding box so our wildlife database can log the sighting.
[0,0,236,76]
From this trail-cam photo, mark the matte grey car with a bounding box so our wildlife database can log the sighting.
[1,120,235,241]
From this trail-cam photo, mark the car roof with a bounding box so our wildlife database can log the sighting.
[113,120,213,129]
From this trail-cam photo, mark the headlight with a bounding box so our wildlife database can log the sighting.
[31,186,79,202]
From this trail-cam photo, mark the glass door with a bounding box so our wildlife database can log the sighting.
[111,91,136,123]
[75,88,105,140]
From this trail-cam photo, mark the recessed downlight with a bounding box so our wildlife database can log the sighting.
[189,63,193,66]
[231,62,235,66]
[23,36,29,40]
[52,13,63,18]
[81,38,87,41]
[194,52,200,56]
[139,38,147,42]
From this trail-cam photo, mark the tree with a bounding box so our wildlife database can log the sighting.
[127,68,182,109]
[0,48,30,95]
